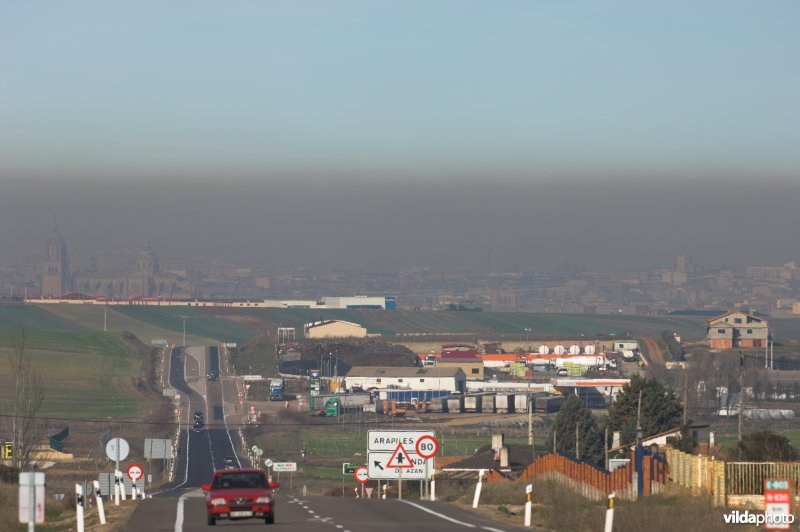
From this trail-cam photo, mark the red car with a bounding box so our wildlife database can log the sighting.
[201,469,280,525]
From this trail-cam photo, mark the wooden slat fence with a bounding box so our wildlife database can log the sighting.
[519,451,666,501]
[665,446,800,508]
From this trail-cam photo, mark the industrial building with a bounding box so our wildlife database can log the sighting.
[344,366,466,394]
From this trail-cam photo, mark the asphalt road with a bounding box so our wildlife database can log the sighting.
[150,346,247,498]
[124,493,523,531]
[124,346,520,532]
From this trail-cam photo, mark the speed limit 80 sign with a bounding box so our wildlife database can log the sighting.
[415,435,439,459]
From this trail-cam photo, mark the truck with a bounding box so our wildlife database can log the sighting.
[269,379,284,401]
[311,393,372,416]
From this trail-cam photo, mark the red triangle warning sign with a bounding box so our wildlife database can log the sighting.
[387,443,414,468]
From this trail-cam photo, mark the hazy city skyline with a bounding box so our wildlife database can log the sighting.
[2,3,798,272]
[2,178,800,273]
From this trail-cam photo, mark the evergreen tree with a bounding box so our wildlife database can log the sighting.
[738,431,799,461]
[550,395,605,467]
[606,374,682,445]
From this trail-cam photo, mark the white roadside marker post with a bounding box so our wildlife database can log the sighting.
[430,468,436,502]
[604,492,615,532]
[92,480,106,525]
[120,471,127,501]
[76,483,85,532]
[472,468,484,509]
[524,484,532,527]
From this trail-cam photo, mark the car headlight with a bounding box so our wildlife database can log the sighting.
[256,496,271,504]
[210,498,227,506]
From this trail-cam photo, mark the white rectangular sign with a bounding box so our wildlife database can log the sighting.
[18,472,45,524]
[368,430,435,452]
[367,430,435,479]
[272,462,297,472]
[367,451,433,480]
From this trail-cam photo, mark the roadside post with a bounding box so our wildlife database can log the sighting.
[604,492,615,532]
[472,469,484,509]
[75,483,85,532]
[524,484,532,527]
[92,480,106,525]
[430,469,436,502]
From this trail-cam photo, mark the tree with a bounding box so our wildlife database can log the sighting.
[738,431,799,462]
[550,395,605,467]
[606,374,682,445]
[2,330,45,471]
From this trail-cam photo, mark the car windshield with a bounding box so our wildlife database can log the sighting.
[212,472,266,490]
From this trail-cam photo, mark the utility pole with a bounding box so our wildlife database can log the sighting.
[682,371,688,426]
[575,423,580,460]
[738,350,745,457]
[636,389,643,447]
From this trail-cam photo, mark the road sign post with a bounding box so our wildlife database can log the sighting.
[368,430,435,481]
[765,479,793,530]
[415,434,439,501]
[127,464,143,499]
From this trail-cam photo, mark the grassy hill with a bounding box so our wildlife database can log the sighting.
[0,329,155,418]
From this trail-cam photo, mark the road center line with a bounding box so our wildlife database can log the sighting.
[399,500,476,528]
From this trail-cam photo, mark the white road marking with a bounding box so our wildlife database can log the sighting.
[174,493,187,532]
[399,500,477,528]
[482,527,506,532]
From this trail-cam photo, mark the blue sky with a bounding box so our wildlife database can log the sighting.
[2,1,799,181]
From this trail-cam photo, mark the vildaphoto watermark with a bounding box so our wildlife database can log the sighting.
[723,510,795,526]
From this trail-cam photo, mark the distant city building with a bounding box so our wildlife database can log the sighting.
[705,311,768,349]
[39,231,187,298]
[41,229,70,296]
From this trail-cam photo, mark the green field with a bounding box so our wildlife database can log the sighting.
[0,330,153,418]
[221,308,708,340]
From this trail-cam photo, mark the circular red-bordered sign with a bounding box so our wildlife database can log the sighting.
[415,435,439,459]
[354,466,369,483]
[127,463,143,482]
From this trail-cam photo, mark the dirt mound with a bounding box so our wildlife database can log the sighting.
[279,339,418,375]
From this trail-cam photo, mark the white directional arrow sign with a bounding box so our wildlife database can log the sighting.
[367,431,435,480]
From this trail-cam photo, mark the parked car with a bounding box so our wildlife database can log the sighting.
[202,469,279,525]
